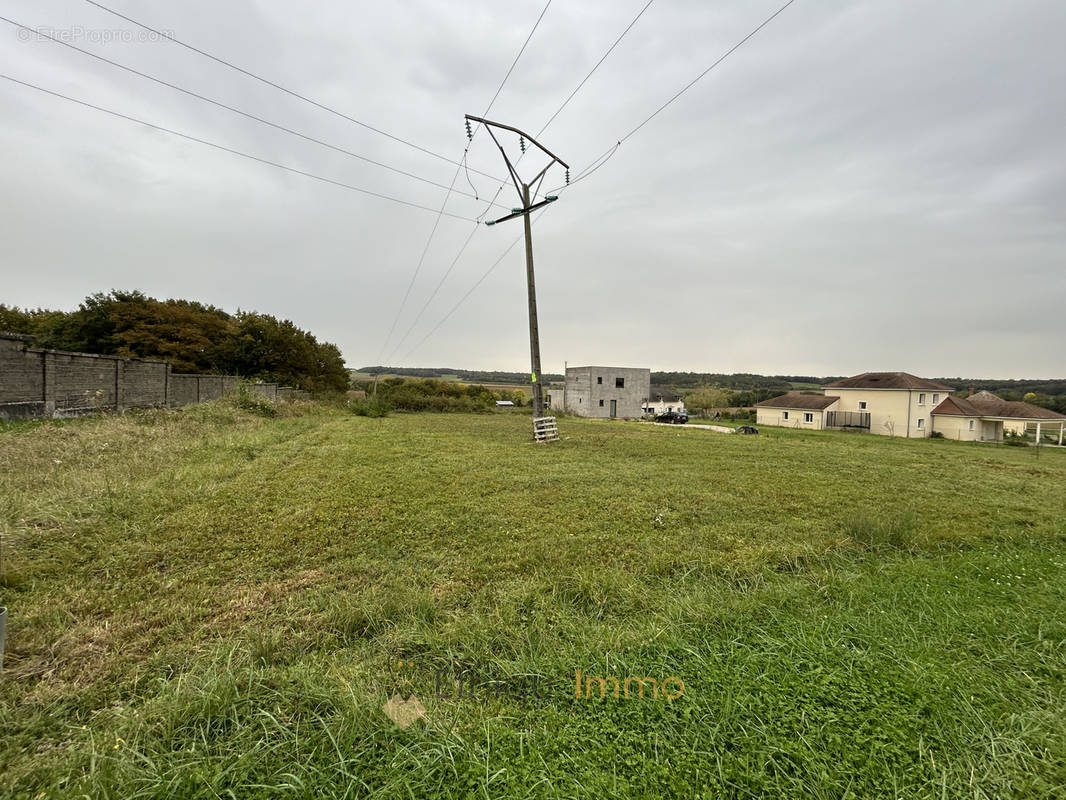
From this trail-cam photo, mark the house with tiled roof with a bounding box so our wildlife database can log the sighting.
[642,385,685,417]
[755,372,1066,442]
[753,392,839,429]
[931,391,1065,443]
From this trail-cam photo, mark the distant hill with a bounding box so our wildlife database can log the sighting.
[357,367,564,385]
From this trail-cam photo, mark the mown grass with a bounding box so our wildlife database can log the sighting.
[1,406,1064,798]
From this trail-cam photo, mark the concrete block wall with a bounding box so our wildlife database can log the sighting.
[167,374,199,408]
[251,382,278,401]
[52,351,119,411]
[0,333,308,420]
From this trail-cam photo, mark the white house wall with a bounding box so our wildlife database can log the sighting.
[756,408,826,430]
[822,388,947,438]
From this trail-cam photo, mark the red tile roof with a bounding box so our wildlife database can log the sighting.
[932,395,1066,421]
[756,392,839,410]
[823,372,955,391]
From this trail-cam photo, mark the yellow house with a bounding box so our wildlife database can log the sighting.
[754,392,838,429]
[756,373,1066,442]
[930,392,1066,443]
[820,372,954,437]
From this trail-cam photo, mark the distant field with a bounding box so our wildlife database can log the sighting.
[2,405,1065,798]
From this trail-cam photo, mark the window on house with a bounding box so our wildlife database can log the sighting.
[968,419,975,431]
[858,401,867,410]
[804,412,814,423]
[616,377,625,388]
[599,399,604,407]
[782,411,790,420]
[918,393,926,405]
[932,394,939,404]
[597,376,602,384]
[917,418,925,429]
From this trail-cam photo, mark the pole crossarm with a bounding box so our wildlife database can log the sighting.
[464,115,569,169]
[485,195,558,226]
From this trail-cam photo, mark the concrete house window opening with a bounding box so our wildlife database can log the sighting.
[858,401,867,410]
[932,394,939,404]
[969,419,975,431]
[597,377,603,384]
[616,377,625,388]
[804,412,814,423]
[599,399,604,407]
[917,418,925,430]
[919,393,926,405]
[783,411,790,420]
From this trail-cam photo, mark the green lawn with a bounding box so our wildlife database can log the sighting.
[1,404,1065,798]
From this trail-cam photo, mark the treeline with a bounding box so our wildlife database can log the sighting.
[652,372,838,390]
[1,290,348,392]
[359,366,564,384]
[351,377,525,414]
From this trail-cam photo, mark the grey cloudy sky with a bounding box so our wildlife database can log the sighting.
[2,0,1063,378]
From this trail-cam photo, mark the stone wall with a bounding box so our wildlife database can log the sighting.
[0,333,304,420]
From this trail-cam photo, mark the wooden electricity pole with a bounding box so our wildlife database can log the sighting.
[464,115,567,423]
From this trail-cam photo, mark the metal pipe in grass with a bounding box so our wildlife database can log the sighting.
[0,606,6,673]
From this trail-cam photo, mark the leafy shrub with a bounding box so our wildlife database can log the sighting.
[349,396,393,417]
[374,378,496,413]
[929,431,945,439]
[229,382,277,417]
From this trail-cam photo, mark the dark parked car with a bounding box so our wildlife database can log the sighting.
[655,411,689,424]
[734,425,759,435]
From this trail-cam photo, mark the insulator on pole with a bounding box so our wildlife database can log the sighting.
[519,136,526,153]
[565,168,570,185]
[465,120,473,140]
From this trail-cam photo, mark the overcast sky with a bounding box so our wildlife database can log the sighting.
[2,0,1063,379]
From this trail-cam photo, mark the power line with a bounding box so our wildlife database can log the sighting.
[400,213,543,363]
[404,0,799,359]
[398,1,655,360]
[553,0,798,194]
[2,16,508,210]
[81,0,506,184]
[384,223,480,360]
[0,73,475,220]
[535,0,655,139]
[376,0,552,362]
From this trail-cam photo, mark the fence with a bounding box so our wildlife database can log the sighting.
[825,410,871,430]
[0,333,308,420]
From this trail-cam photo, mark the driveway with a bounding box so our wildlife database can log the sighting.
[651,422,734,433]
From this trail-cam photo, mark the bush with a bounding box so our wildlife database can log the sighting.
[229,382,277,417]
[929,431,945,439]
[373,378,496,413]
[350,396,392,417]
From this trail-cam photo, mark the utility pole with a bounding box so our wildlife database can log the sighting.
[465,115,567,431]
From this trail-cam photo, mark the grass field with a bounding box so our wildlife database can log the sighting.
[1,403,1065,798]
